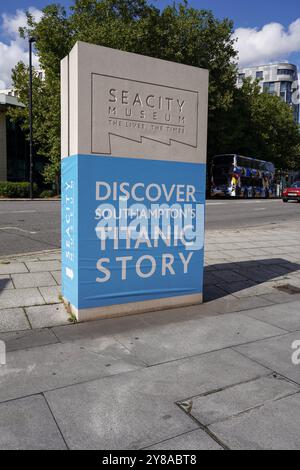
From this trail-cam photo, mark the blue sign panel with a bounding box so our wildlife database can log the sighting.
[61,156,78,308]
[62,155,206,310]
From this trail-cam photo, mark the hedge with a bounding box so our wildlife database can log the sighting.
[39,189,55,198]
[0,182,38,198]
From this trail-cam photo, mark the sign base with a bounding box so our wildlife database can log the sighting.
[65,293,203,322]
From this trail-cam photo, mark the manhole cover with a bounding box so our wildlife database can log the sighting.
[276,284,300,295]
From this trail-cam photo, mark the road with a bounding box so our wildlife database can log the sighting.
[0,201,60,256]
[0,199,299,256]
[205,198,299,230]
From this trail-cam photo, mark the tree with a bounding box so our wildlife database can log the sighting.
[219,78,300,170]
[9,0,238,189]
[250,92,300,170]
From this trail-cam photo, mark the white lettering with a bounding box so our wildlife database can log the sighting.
[96,258,111,283]
[136,255,156,278]
[179,252,193,273]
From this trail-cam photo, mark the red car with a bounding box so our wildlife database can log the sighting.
[282,182,300,202]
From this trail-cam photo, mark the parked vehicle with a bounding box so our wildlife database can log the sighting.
[210,154,276,198]
[282,182,300,202]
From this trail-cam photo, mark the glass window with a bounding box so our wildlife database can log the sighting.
[263,82,276,95]
[212,172,228,186]
[236,156,252,168]
[241,177,252,186]
[256,71,263,79]
[213,155,234,167]
[280,81,292,92]
[280,82,293,104]
[278,69,294,77]
[238,73,245,83]
[286,92,292,104]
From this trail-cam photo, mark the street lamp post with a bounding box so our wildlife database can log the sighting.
[29,37,36,200]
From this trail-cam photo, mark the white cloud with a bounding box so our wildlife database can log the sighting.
[2,8,42,40]
[234,19,300,67]
[0,7,42,89]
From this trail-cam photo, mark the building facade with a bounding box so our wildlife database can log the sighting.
[237,63,299,123]
[0,88,17,97]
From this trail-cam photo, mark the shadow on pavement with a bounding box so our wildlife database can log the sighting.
[0,276,10,294]
[204,258,300,302]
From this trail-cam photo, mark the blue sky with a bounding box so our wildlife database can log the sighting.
[1,0,299,30]
[1,0,300,87]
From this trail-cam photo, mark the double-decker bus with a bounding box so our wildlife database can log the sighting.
[210,154,276,198]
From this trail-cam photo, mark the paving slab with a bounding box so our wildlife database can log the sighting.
[204,285,232,301]
[0,288,45,309]
[214,280,258,296]
[0,262,28,275]
[25,304,68,328]
[203,272,221,286]
[25,260,61,273]
[204,251,227,260]
[213,270,248,283]
[45,349,268,450]
[0,340,144,403]
[234,267,280,284]
[280,278,300,288]
[264,264,296,276]
[0,308,30,332]
[210,393,300,450]
[261,291,300,305]
[37,252,61,261]
[52,313,148,343]
[242,301,300,331]
[138,303,220,328]
[212,250,247,260]
[39,286,61,304]
[258,258,299,267]
[0,395,66,450]
[11,271,57,289]
[113,312,285,365]
[205,259,231,268]
[0,275,14,290]
[145,429,222,450]
[186,375,299,426]
[210,295,274,314]
[261,247,296,256]
[230,283,277,299]
[0,328,59,352]
[235,332,300,385]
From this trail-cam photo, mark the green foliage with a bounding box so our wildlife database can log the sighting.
[9,0,237,188]
[0,182,38,198]
[217,78,300,169]
[8,0,300,186]
[39,189,56,198]
[249,93,300,170]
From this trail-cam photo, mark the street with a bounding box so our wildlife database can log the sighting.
[0,201,60,256]
[206,198,300,230]
[0,199,299,256]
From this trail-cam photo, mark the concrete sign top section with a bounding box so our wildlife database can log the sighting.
[61,41,209,164]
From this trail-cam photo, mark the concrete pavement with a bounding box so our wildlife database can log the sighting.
[1,221,300,449]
